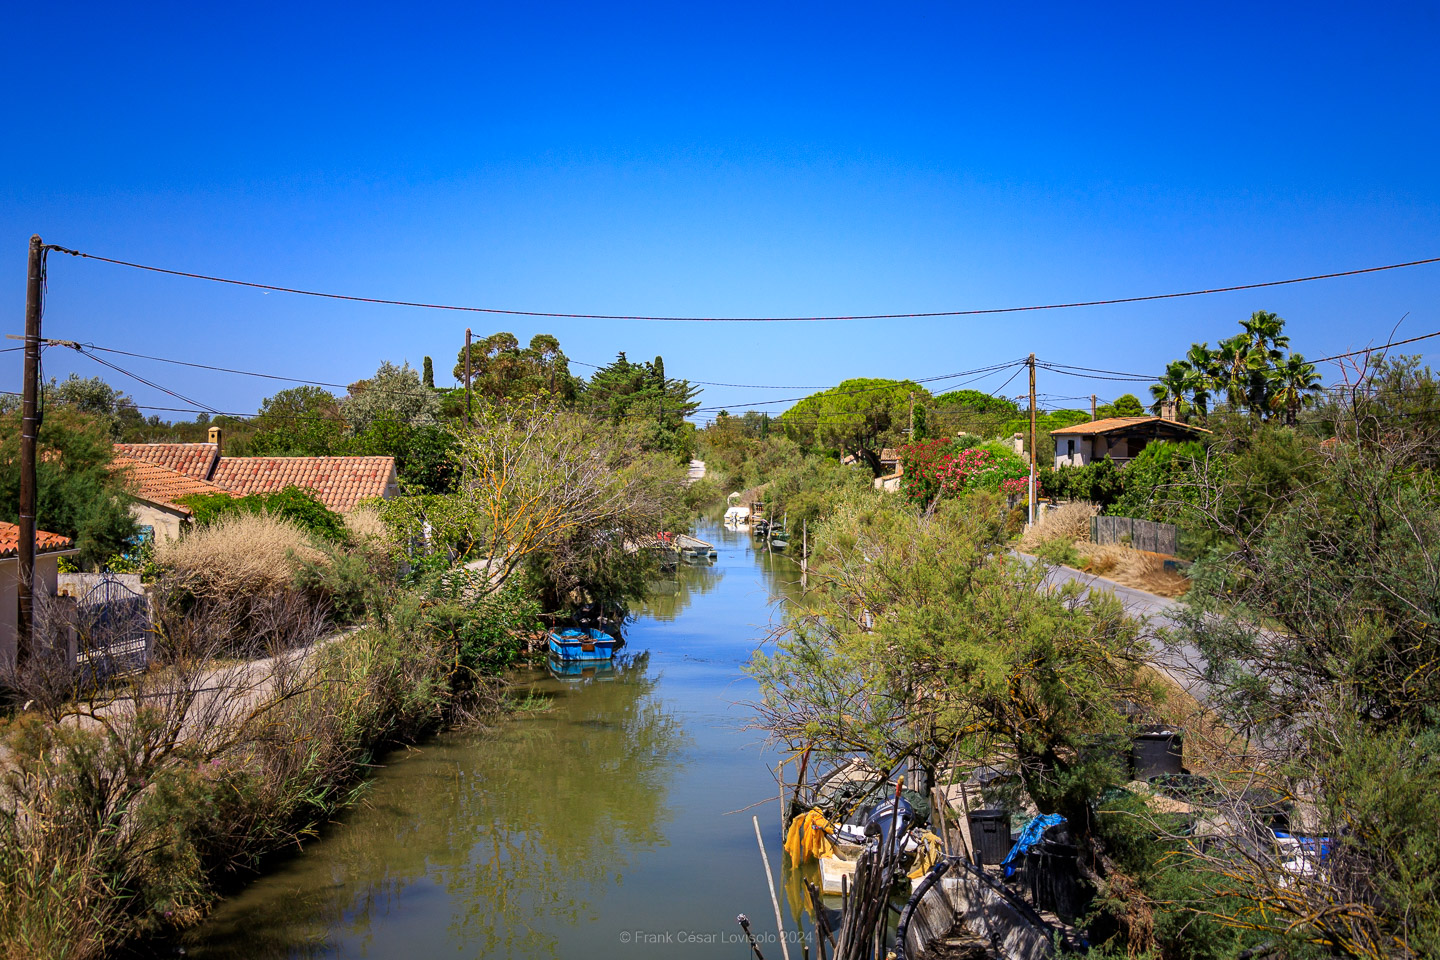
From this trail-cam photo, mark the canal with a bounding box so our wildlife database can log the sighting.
[184,520,811,959]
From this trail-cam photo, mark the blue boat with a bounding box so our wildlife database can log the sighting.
[547,626,618,662]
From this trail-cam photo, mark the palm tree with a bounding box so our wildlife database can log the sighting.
[1150,360,1192,418]
[1214,336,1252,410]
[1183,343,1216,421]
[1243,310,1290,361]
[1269,353,1323,425]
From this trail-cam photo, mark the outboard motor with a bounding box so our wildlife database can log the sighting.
[863,796,915,853]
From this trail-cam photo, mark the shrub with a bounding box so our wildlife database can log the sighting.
[175,486,347,544]
[156,512,320,595]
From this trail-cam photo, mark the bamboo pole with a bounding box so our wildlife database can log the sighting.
[754,815,793,960]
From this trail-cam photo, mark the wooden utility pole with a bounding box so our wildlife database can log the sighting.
[908,391,915,439]
[464,327,472,428]
[1091,394,1097,421]
[17,236,45,666]
[1027,353,1038,527]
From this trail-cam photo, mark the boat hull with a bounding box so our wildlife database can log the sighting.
[548,628,618,662]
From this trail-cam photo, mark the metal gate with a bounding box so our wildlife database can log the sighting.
[74,575,151,681]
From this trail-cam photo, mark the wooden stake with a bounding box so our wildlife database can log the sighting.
[754,815,792,960]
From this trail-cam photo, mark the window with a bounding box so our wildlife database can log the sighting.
[1067,440,1075,458]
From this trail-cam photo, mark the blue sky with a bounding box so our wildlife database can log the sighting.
[3,1,1438,419]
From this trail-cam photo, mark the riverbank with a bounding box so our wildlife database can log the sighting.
[178,520,804,959]
[0,613,458,960]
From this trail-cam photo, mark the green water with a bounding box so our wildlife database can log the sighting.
[183,522,815,959]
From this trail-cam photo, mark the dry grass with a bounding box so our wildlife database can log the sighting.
[1019,500,1098,551]
[1075,542,1190,598]
[156,511,323,594]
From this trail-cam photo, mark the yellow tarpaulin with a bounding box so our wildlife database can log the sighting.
[906,831,946,880]
[783,808,838,864]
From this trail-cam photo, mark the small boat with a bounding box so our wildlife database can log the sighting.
[548,626,618,662]
[770,530,790,550]
[723,493,750,525]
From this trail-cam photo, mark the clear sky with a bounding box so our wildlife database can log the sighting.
[3,1,1438,419]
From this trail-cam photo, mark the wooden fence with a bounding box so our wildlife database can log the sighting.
[1091,516,1179,556]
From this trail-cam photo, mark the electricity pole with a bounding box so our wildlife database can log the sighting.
[464,327,472,429]
[1091,394,1097,421]
[1027,353,1037,527]
[17,236,45,666]
[908,391,915,439]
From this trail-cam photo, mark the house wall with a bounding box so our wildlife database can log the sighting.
[1053,436,1095,468]
[0,555,63,669]
[130,502,189,542]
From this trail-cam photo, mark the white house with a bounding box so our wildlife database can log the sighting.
[0,522,79,667]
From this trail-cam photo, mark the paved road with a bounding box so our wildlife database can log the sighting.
[686,459,706,482]
[1029,557,1213,707]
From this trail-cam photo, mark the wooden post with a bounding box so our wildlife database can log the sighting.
[1091,394,1097,421]
[754,815,792,960]
[464,327,473,428]
[1027,353,1037,527]
[17,236,44,667]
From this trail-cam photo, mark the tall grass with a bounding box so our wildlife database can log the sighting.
[0,620,446,960]
[155,511,321,594]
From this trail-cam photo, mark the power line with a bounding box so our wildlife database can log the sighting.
[692,360,1025,413]
[49,244,1440,323]
[1311,330,1440,363]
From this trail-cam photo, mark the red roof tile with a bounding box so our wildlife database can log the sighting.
[1048,416,1212,437]
[0,522,74,559]
[113,442,219,481]
[112,455,232,513]
[211,457,397,512]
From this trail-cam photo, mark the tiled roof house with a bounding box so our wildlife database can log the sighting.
[114,428,398,515]
[1051,416,1210,468]
[111,454,234,541]
[211,456,398,513]
[113,441,220,481]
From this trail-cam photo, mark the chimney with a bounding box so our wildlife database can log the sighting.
[208,426,222,455]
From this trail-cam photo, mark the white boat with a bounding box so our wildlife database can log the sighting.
[723,494,751,525]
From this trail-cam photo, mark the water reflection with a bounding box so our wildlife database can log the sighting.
[184,522,809,960]
[188,655,686,959]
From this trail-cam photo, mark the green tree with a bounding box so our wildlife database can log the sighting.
[48,374,144,439]
[422,356,435,389]
[0,409,137,568]
[1149,360,1192,417]
[1099,393,1146,418]
[453,332,580,402]
[248,386,346,456]
[749,493,1152,845]
[780,378,928,476]
[1268,352,1322,425]
[1171,435,1440,954]
[342,361,440,433]
[582,352,700,461]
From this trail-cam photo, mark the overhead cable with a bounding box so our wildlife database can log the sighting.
[48,244,1440,323]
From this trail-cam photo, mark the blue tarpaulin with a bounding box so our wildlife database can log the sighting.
[1000,814,1065,877]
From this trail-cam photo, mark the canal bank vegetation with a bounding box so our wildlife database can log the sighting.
[744,350,1440,958]
[0,349,696,959]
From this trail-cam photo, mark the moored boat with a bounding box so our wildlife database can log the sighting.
[548,626,618,662]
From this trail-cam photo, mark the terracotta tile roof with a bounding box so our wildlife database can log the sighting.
[1049,416,1212,436]
[113,443,219,481]
[211,457,397,513]
[112,455,232,514]
[0,522,74,559]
